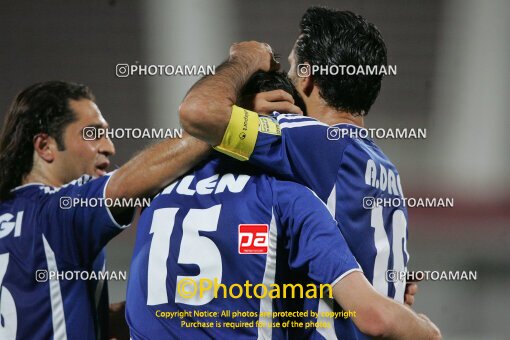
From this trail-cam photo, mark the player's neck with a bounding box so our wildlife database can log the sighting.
[22,167,63,188]
[310,105,364,127]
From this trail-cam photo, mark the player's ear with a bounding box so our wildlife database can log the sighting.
[33,133,56,163]
[300,73,314,97]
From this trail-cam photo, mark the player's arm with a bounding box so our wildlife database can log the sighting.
[180,43,341,197]
[105,132,210,219]
[45,134,210,264]
[332,272,441,339]
[273,180,363,285]
[274,182,440,339]
[179,41,302,147]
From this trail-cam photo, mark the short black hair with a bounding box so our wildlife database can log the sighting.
[295,6,387,115]
[239,71,306,114]
[0,81,94,200]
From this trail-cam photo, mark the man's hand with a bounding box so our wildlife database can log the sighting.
[405,282,418,307]
[180,41,281,146]
[106,133,210,221]
[247,90,304,115]
[229,41,279,73]
[332,272,441,339]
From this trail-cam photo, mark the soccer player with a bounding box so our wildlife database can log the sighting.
[0,81,210,339]
[126,71,440,339]
[179,7,439,339]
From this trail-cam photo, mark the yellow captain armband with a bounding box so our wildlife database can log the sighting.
[258,116,281,136]
[213,105,260,161]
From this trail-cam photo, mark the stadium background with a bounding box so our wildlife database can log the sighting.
[1,1,508,338]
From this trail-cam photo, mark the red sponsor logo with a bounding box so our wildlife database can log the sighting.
[238,224,269,254]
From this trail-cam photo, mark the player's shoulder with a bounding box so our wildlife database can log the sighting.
[269,178,324,206]
[270,114,364,152]
[0,182,57,223]
[44,174,98,195]
[271,112,328,129]
[342,133,399,170]
[329,124,388,158]
[8,182,56,203]
[9,174,105,202]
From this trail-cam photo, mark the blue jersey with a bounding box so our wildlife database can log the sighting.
[238,113,410,339]
[0,175,127,339]
[126,156,361,339]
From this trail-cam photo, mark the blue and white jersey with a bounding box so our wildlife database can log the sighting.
[126,156,361,339]
[0,174,127,339]
[245,113,410,339]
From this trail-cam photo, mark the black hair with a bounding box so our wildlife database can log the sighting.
[239,71,306,114]
[295,6,387,115]
[0,81,95,200]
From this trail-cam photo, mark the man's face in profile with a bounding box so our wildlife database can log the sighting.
[53,99,115,183]
[287,38,309,116]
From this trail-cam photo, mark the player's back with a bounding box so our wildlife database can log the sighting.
[126,155,359,339]
[326,125,410,339]
[240,114,410,339]
[126,156,283,339]
[334,125,409,299]
[0,175,123,339]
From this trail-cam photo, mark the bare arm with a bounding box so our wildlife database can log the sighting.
[105,133,210,217]
[179,41,297,146]
[333,272,441,339]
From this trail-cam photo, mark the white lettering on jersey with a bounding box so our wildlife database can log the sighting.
[0,211,23,239]
[365,160,403,196]
[161,173,251,196]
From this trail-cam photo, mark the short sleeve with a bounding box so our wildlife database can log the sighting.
[251,114,348,201]
[40,174,130,266]
[272,179,361,285]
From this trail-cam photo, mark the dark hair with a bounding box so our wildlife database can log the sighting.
[239,71,307,114]
[295,7,387,115]
[0,81,94,200]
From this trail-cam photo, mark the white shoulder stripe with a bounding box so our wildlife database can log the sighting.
[317,298,338,340]
[42,235,68,340]
[257,211,278,340]
[304,186,334,218]
[10,182,45,192]
[280,121,328,129]
[326,184,336,217]
[276,115,315,121]
[275,113,303,120]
